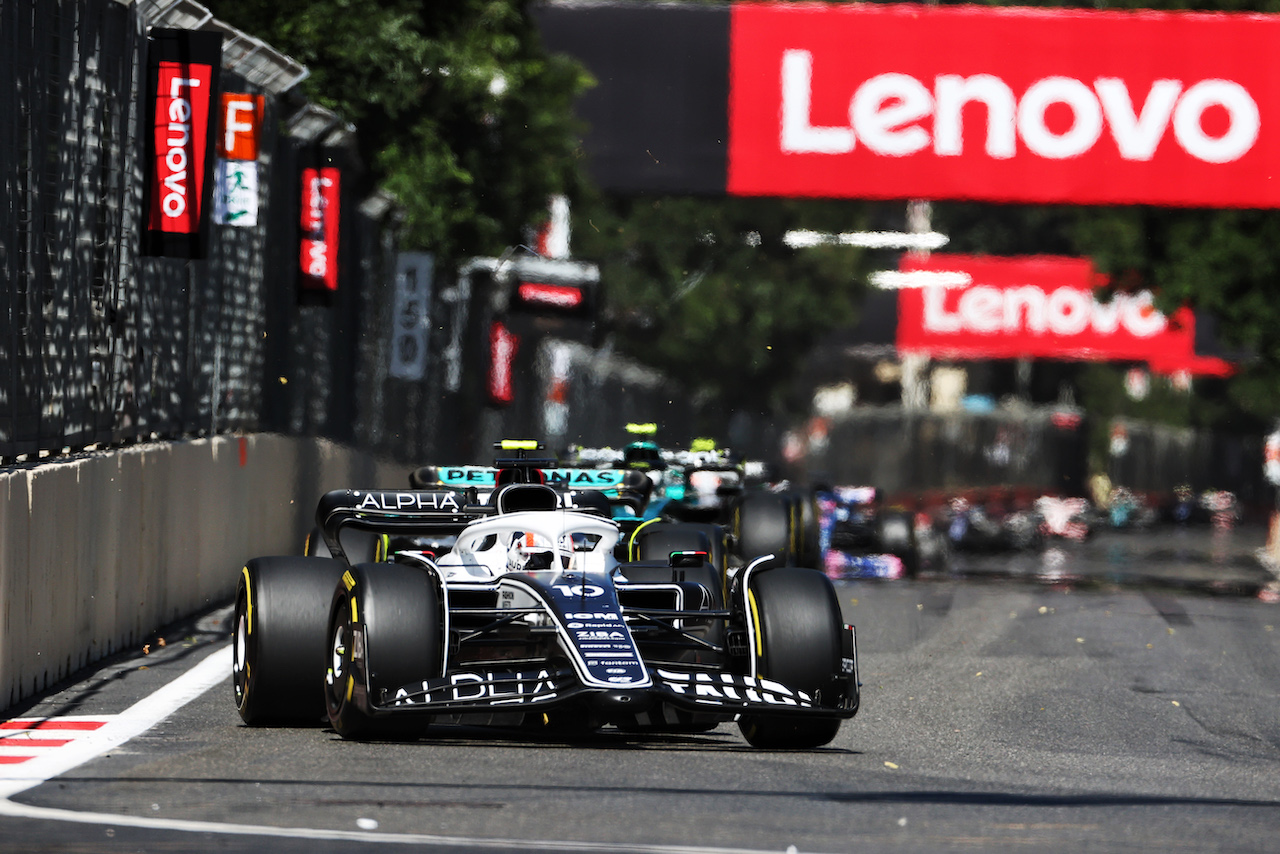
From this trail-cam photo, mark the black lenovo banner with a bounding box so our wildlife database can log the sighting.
[141,29,222,258]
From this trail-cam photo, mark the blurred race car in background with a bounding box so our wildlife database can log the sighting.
[816,486,929,579]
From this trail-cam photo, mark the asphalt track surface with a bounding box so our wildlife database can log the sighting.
[3,524,1279,853]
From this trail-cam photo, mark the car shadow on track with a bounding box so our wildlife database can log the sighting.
[318,723,860,754]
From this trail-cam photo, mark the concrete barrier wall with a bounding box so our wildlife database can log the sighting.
[0,434,406,712]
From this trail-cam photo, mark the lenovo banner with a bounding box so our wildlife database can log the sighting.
[142,29,221,257]
[728,3,1280,207]
[299,167,341,292]
[488,321,520,406]
[895,255,1233,376]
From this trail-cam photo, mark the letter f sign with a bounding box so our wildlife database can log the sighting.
[220,94,262,160]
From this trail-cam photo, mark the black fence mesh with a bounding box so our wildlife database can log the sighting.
[2,0,1270,506]
[0,0,401,462]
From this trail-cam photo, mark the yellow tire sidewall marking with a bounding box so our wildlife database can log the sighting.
[748,588,764,661]
[240,566,253,635]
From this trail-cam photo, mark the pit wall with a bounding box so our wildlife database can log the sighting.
[0,434,406,712]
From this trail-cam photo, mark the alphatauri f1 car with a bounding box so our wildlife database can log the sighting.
[233,478,860,748]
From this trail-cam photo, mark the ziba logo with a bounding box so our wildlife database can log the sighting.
[782,50,1261,164]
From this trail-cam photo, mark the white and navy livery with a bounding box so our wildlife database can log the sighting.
[233,480,859,749]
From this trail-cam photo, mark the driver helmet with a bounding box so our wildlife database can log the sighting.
[507,531,558,572]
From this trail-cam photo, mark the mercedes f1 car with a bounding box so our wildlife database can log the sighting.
[233,477,860,749]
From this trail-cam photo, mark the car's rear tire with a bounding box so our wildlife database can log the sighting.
[738,567,844,749]
[735,493,793,567]
[793,491,822,567]
[233,556,346,725]
[325,563,442,740]
[633,522,727,606]
[877,511,919,575]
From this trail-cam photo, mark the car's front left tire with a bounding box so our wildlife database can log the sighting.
[738,567,844,749]
[325,562,442,740]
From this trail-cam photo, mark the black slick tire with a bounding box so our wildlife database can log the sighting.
[738,567,844,749]
[233,556,346,725]
[735,493,793,567]
[325,563,442,740]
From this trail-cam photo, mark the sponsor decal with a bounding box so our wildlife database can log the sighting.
[149,62,213,234]
[895,255,1234,376]
[728,3,1280,207]
[393,668,569,706]
[299,166,341,291]
[212,160,258,227]
[142,30,220,257]
[389,253,434,381]
[435,467,626,488]
[438,467,499,486]
[542,579,650,687]
[217,94,263,161]
[654,669,814,707]
[212,94,262,228]
[355,491,462,513]
[543,469,626,487]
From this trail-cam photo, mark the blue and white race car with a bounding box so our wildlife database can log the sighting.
[234,471,860,749]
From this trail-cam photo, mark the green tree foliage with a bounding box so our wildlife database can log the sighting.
[204,0,591,260]
[573,194,881,414]
[207,0,1280,427]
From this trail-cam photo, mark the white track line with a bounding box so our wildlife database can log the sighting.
[0,643,809,854]
[0,645,232,799]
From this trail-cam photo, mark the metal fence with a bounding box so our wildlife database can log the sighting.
[0,0,712,474]
[0,0,403,462]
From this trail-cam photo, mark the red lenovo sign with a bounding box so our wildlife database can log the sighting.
[728,3,1280,207]
[299,167,340,291]
[143,30,220,257]
[150,61,213,232]
[488,321,520,405]
[895,255,1233,376]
